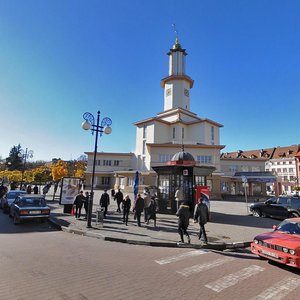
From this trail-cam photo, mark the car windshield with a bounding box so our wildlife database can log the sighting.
[7,191,26,199]
[276,220,300,235]
[19,198,46,207]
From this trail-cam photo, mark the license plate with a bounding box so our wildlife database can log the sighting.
[29,210,41,215]
[261,249,278,258]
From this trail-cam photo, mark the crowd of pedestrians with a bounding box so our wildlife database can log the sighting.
[71,188,158,228]
[70,188,210,244]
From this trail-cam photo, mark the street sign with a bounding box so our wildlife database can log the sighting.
[242,175,248,183]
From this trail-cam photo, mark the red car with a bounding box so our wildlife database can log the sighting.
[251,218,300,268]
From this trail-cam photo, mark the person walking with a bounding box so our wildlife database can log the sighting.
[114,188,123,213]
[26,185,32,194]
[176,201,191,243]
[175,187,184,210]
[99,190,110,218]
[133,194,144,227]
[83,191,89,219]
[193,196,210,243]
[74,191,84,219]
[111,189,115,200]
[33,185,39,194]
[143,192,151,223]
[146,197,157,227]
[122,195,131,225]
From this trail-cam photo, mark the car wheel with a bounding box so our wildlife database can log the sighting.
[288,212,299,218]
[252,209,261,217]
[13,214,20,225]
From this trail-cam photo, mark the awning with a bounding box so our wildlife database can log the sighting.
[233,171,277,183]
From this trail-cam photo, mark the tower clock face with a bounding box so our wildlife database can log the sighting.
[184,89,189,97]
[166,88,172,96]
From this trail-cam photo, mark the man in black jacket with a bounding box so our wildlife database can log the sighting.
[74,191,84,219]
[133,194,144,227]
[99,190,110,218]
[193,196,209,243]
[114,189,123,213]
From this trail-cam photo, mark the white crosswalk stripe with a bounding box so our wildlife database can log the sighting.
[155,250,209,265]
[251,277,300,300]
[205,265,265,293]
[176,257,235,277]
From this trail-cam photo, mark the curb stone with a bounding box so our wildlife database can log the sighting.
[48,217,251,250]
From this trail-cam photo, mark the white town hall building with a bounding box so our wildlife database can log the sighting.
[84,37,225,198]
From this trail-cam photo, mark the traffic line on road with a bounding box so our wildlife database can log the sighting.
[176,257,235,277]
[155,250,209,265]
[250,277,300,300]
[205,265,265,293]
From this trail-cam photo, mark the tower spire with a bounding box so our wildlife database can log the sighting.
[161,27,194,111]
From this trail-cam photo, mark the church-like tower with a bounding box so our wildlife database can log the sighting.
[161,38,194,111]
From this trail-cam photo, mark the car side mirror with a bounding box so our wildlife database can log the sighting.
[272,225,277,230]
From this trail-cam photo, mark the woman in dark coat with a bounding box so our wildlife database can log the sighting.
[122,195,131,225]
[176,201,191,243]
[146,197,157,227]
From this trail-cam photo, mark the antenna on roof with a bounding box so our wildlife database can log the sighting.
[172,23,179,39]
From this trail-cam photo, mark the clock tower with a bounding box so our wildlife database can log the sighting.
[161,38,194,111]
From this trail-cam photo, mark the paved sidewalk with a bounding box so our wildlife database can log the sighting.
[46,190,281,250]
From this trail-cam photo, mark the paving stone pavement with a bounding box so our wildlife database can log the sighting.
[46,189,281,250]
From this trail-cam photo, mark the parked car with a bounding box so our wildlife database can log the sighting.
[249,196,300,219]
[1,190,26,213]
[9,195,50,224]
[251,218,300,269]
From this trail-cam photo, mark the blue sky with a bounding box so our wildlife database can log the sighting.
[1,0,299,161]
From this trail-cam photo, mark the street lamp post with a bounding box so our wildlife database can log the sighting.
[82,111,112,228]
[18,148,34,190]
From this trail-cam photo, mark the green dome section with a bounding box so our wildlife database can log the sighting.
[171,151,195,162]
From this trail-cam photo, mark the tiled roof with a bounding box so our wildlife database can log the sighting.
[221,148,275,159]
[271,145,300,159]
[221,145,300,160]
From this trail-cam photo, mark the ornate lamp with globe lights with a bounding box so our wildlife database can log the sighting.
[82,111,112,228]
[18,148,34,190]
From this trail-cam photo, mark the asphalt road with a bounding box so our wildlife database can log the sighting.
[1,209,300,300]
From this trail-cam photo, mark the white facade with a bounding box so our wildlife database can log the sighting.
[85,38,224,195]
[134,38,223,175]
[266,158,298,194]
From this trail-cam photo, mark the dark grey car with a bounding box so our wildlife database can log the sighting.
[250,196,300,219]
[9,195,50,224]
[1,190,26,213]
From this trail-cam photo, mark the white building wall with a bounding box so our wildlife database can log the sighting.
[153,122,170,143]
[187,123,205,144]
[86,153,133,173]
[164,80,190,111]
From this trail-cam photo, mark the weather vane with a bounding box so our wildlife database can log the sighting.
[172,23,179,39]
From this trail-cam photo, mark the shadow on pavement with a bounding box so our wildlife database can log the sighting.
[210,211,281,229]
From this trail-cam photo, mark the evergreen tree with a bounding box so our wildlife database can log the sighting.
[6,144,23,171]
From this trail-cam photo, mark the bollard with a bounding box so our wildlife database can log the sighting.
[96,208,104,227]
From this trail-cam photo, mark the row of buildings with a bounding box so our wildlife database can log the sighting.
[83,37,300,202]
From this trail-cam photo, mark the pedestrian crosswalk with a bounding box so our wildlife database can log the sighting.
[205,265,265,292]
[155,249,208,265]
[176,257,234,277]
[155,250,300,299]
[251,277,300,300]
